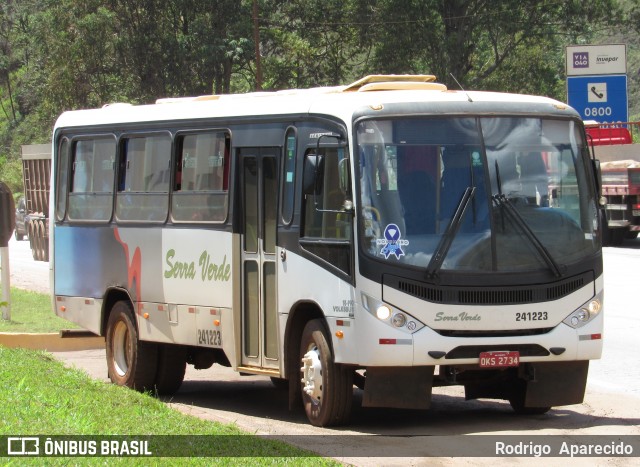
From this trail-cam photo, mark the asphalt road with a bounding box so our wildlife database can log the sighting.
[5,235,50,294]
[4,235,640,464]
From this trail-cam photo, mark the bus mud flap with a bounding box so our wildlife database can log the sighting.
[523,360,589,407]
[362,366,434,409]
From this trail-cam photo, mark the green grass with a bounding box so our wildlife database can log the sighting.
[0,287,80,333]
[0,346,335,465]
[0,292,337,464]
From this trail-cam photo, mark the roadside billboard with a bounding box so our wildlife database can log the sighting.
[566,44,628,124]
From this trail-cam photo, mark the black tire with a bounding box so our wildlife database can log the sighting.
[509,401,551,415]
[14,230,24,241]
[609,227,626,246]
[299,319,353,427]
[29,224,39,260]
[508,384,551,415]
[105,301,158,391]
[154,344,187,395]
[600,211,611,246]
[36,221,46,261]
[270,377,288,390]
[43,238,49,262]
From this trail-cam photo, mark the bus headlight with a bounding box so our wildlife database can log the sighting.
[376,305,391,320]
[563,296,602,329]
[577,309,590,322]
[361,293,425,334]
[587,300,601,314]
[391,313,407,327]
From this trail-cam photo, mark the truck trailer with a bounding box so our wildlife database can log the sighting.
[20,144,51,261]
[586,122,640,246]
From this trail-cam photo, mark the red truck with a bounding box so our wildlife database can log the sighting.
[585,122,640,245]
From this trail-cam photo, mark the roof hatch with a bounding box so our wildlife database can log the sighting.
[343,74,447,92]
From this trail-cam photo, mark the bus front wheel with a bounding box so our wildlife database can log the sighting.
[299,319,353,427]
[106,301,158,391]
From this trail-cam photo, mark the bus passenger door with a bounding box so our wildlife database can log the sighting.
[239,148,280,370]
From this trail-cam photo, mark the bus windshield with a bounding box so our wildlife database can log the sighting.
[357,117,599,274]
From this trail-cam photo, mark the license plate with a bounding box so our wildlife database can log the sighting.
[479,351,520,368]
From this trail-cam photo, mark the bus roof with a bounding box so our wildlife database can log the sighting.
[54,75,576,130]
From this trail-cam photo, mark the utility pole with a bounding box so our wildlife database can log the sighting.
[253,0,263,91]
[0,245,9,320]
[0,182,14,320]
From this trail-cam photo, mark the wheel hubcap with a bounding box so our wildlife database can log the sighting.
[112,320,130,377]
[301,345,323,403]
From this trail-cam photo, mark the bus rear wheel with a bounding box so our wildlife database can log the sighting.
[299,319,353,427]
[106,301,158,391]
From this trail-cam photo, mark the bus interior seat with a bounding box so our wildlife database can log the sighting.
[519,152,549,206]
[441,148,489,232]
[399,170,436,234]
[441,148,471,221]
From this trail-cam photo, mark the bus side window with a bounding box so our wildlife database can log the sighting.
[55,137,69,221]
[281,129,296,224]
[171,131,230,223]
[301,147,352,275]
[68,137,116,222]
[115,134,171,222]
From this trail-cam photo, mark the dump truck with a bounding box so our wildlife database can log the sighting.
[20,144,51,261]
[585,122,640,245]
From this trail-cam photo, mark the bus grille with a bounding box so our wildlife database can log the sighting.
[458,288,533,304]
[388,271,593,305]
[446,344,550,359]
[546,277,585,300]
[436,328,553,338]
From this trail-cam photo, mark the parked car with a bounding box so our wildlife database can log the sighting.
[14,197,27,240]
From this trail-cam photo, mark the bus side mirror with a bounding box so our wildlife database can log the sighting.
[338,157,349,193]
[303,154,324,195]
[592,159,602,196]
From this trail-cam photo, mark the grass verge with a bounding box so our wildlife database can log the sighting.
[0,287,79,333]
[0,346,334,465]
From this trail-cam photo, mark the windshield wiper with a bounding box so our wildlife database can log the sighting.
[426,186,475,279]
[492,194,563,278]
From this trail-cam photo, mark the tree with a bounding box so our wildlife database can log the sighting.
[366,0,621,99]
[104,0,253,99]
[0,2,19,124]
[620,0,640,118]
[20,0,124,119]
[258,0,373,90]
[0,0,635,195]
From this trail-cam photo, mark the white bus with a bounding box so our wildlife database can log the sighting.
[51,75,604,426]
